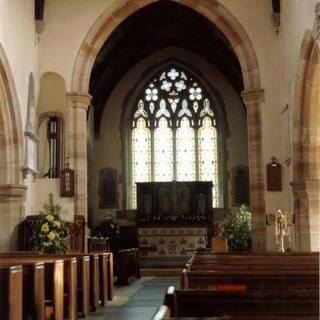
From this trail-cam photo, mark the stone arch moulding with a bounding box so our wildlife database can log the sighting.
[291,27,320,251]
[71,0,266,250]
[0,44,27,250]
[0,44,24,186]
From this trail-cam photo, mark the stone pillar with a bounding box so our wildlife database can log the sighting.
[291,5,320,252]
[241,89,266,251]
[66,92,91,219]
[292,180,320,251]
[0,184,27,250]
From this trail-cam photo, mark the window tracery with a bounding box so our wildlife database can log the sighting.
[130,65,220,209]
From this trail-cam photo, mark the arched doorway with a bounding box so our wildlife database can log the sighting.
[70,0,266,250]
[0,44,26,250]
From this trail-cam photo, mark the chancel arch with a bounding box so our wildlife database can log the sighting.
[90,47,248,231]
[72,0,266,250]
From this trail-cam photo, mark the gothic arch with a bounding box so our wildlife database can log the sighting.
[71,0,261,93]
[71,0,266,250]
[0,44,26,250]
[122,60,230,208]
[292,30,320,251]
[0,44,23,185]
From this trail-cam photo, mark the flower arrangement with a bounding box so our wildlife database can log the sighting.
[31,193,68,253]
[221,205,252,252]
[99,212,120,238]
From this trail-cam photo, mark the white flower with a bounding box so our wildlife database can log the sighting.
[175,80,186,92]
[189,87,202,100]
[167,68,179,80]
[145,88,158,101]
[161,80,172,92]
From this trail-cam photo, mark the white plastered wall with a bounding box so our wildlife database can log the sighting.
[0,0,38,218]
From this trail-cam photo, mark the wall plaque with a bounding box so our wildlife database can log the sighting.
[266,157,282,191]
[99,167,118,209]
[60,163,74,197]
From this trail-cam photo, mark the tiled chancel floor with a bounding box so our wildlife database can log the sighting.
[89,277,180,320]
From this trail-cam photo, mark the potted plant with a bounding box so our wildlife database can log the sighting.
[221,205,252,252]
[31,193,68,253]
[99,212,120,250]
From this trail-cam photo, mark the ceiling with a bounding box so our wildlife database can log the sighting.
[89,1,243,134]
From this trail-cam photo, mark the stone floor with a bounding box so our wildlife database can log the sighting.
[88,277,180,320]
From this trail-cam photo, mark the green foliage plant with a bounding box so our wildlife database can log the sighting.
[221,205,252,252]
[99,212,120,239]
[32,193,68,253]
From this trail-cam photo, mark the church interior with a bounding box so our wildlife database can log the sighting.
[0,0,319,319]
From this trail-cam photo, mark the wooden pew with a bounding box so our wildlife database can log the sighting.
[182,268,319,291]
[0,260,45,320]
[100,252,113,302]
[0,251,114,314]
[188,252,319,264]
[0,252,90,319]
[116,248,140,285]
[163,286,319,318]
[0,256,74,320]
[183,252,319,291]
[43,253,105,315]
[50,254,89,319]
[58,252,113,308]
[0,265,23,320]
[0,251,114,317]
[151,305,319,320]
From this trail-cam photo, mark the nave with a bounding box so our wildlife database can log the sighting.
[0,249,318,319]
[0,0,319,319]
[88,277,179,320]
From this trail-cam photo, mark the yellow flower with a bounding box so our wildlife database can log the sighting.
[45,214,54,222]
[41,223,49,233]
[53,220,61,228]
[47,231,56,241]
[43,241,51,247]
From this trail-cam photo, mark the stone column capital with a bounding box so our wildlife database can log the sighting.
[241,89,265,105]
[0,184,27,201]
[66,92,92,110]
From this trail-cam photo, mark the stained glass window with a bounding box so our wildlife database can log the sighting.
[199,117,219,207]
[154,117,173,181]
[130,65,221,208]
[176,117,195,181]
[131,117,151,208]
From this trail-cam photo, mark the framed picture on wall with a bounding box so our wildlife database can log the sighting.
[98,167,119,209]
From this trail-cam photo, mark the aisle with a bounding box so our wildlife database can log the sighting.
[89,277,179,320]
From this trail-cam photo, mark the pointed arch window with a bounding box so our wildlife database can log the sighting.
[130,65,220,209]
